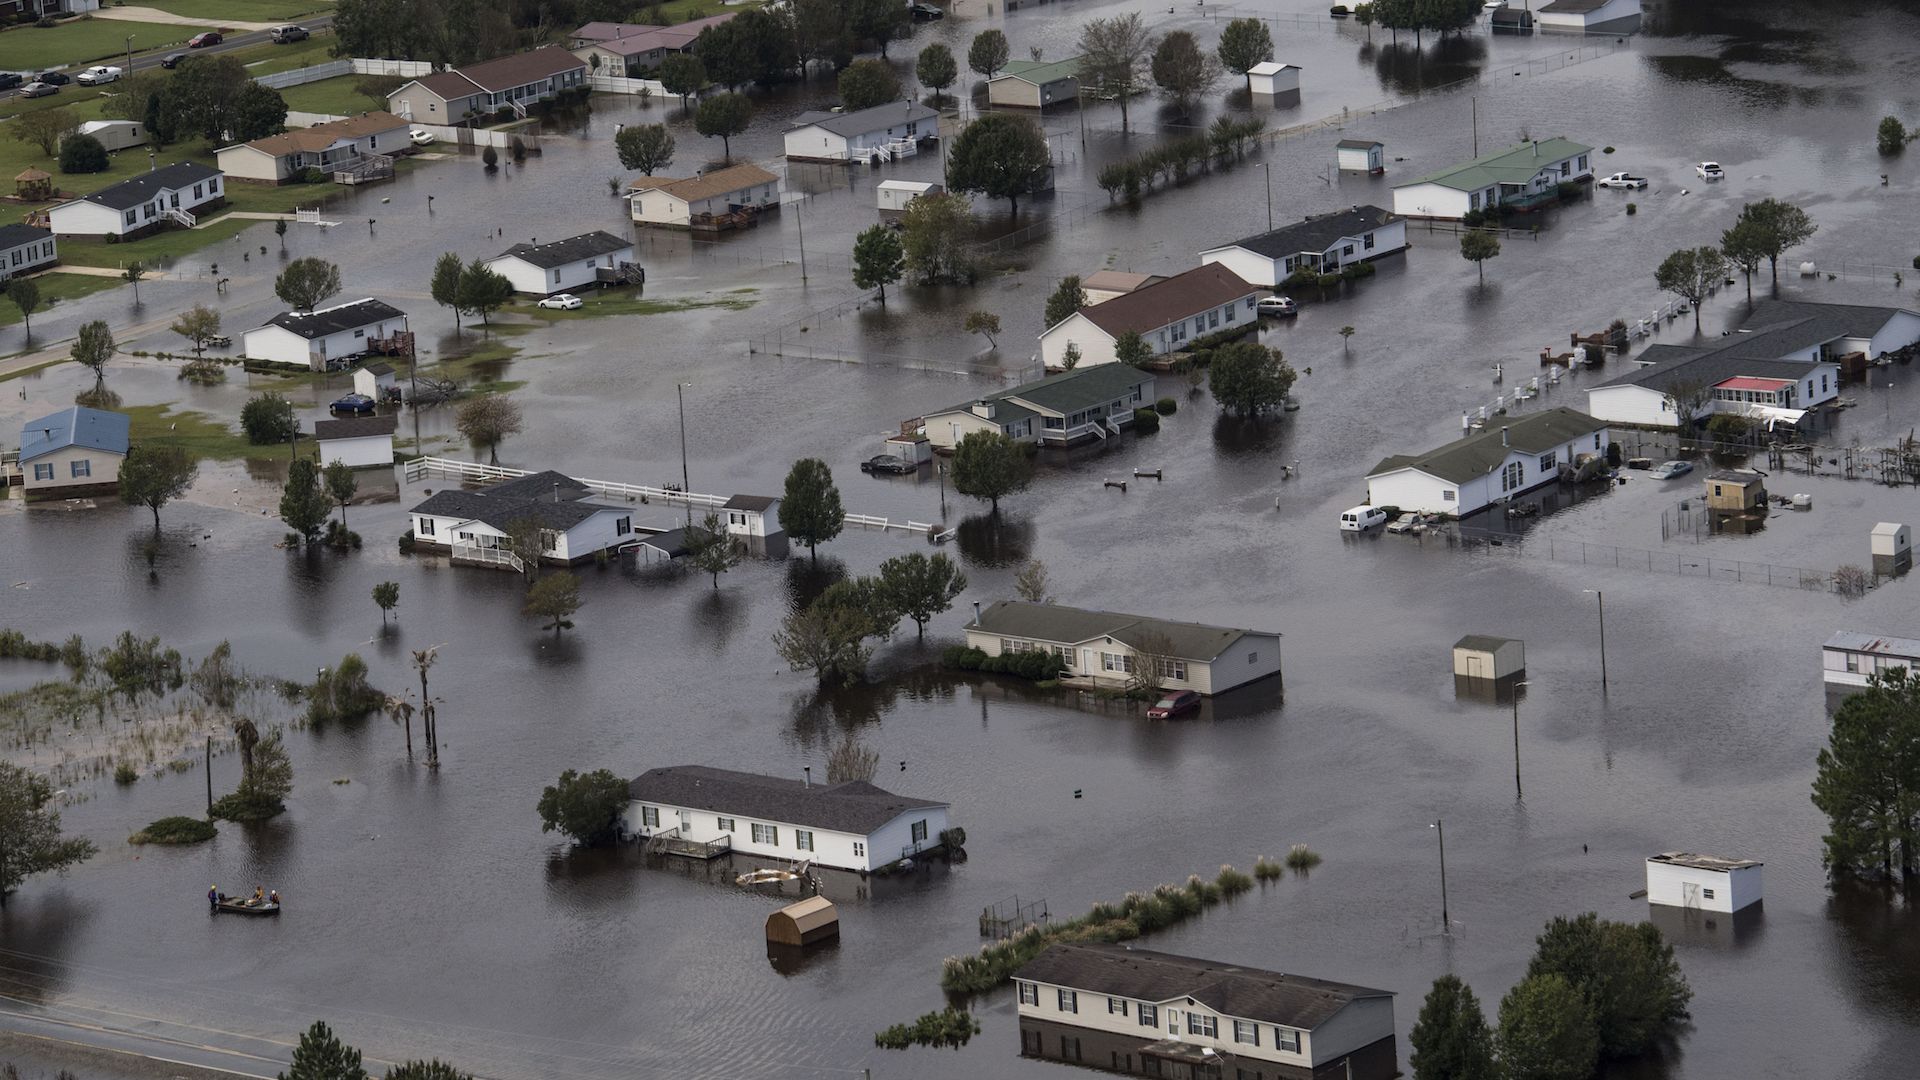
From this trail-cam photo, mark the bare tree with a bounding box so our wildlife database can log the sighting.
[1126,631,1177,698]
[1014,560,1053,604]
[826,735,879,784]
[1077,13,1154,131]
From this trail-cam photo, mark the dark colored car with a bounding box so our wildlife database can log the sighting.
[188,31,223,48]
[910,3,944,19]
[160,53,188,69]
[0,74,22,91]
[34,71,69,86]
[860,454,917,475]
[1145,690,1202,720]
[18,82,58,98]
[329,393,377,416]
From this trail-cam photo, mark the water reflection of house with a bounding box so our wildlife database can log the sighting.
[963,600,1282,695]
[1391,137,1592,219]
[1366,407,1610,517]
[1014,943,1397,1080]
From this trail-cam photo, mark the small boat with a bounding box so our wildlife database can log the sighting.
[736,868,800,887]
[213,896,280,916]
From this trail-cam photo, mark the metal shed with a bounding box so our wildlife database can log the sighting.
[1452,635,1524,681]
[1871,522,1911,575]
[766,896,839,947]
[1247,61,1300,95]
[877,180,941,212]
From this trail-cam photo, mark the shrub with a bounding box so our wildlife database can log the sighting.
[240,392,296,445]
[179,358,226,384]
[875,1008,980,1050]
[1284,843,1322,872]
[1556,181,1584,200]
[298,166,325,183]
[939,826,967,851]
[1254,856,1284,881]
[1155,396,1177,415]
[1215,865,1253,896]
[1626,202,1638,216]
[1339,260,1376,281]
[113,761,139,785]
[942,645,988,669]
[129,816,217,845]
[1131,407,1160,433]
[398,528,415,554]
[59,132,108,174]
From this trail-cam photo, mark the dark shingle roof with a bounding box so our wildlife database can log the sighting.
[494,230,632,269]
[928,366,1152,424]
[723,494,778,511]
[1367,407,1608,483]
[313,414,398,440]
[79,162,220,211]
[410,470,622,531]
[484,470,588,501]
[627,765,946,834]
[0,223,51,250]
[1076,264,1258,338]
[966,600,1276,662]
[1336,138,1382,150]
[790,101,939,138]
[437,45,584,94]
[263,298,405,338]
[1594,323,1835,395]
[1015,944,1392,1031]
[1209,206,1400,259]
[1743,299,1912,345]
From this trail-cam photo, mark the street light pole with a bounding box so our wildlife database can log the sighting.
[1431,819,1449,934]
[794,204,808,284]
[125,35,134,76]
[1256,163,1273,232]
[1584,589,1607,691]
[676,382,692,523]
[1510,680,1531,800]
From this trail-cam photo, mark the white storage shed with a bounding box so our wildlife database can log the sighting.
[313,414,398,469]
[1871,522,1911,575]
[353,362,398,401]
[721,494,782,539]
[877,180,940,212]
[1247,61,1300,95]
[1337,138,1384,174]
[1645,852,1762,913]
[1452,635,1524,681]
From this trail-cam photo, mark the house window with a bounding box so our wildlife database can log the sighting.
[1155,658,1187,681]
[795,830,814,851]
[1703,888,1716,899]
[209,177,219,193]
[193,183,202,199]
[1054,645,1074,668]
[1233,1020,1260,1046]
[1364,232,1376,250]
[1224,303,1235,323]
[1822,374,1829,392]
[1019,982,1039,1006]
[1442,489,1457,502]
[1343,244,1355,256]
[70,460,90,478]
[1248,652,1257,664]
[417,517,436,536]
[539,530,558,554]
[552,269,561,284]
[1194,316,1206,335]
[1187,1013,1218,1038]
[354,329,365,339]
[1275,1028,1301,1052]
[852,841,865,856]
[1501,461,1524,492]
[716,816,735,831]
[1469,191,1481,211]
[640,806,658,827]
[616,516,632,535]
[1138,1004,1158,1027]
[1578,154,1588,171]
[1058,989,1078,1013]
[1245,297,1256,310]
[1846,652,1862,673]
[1208,310,1219,329]
[1102,652,1134,673]
[1108,997,1128,1016]
[1060,1036,1081,1062]
[1538,451,1556,472]
[32,463,53,481]
[911,819,929,843]
[751,823,778,844]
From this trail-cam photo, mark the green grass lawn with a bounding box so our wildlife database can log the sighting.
[120,402,270,462]
[0,19,206,71]
[238,33,338,76]
[137,0,335,20]
[648,0,764,23]
[57,218,252,269]
[513,290,757,321]
[278,75,383,118]
[0,273,123,327]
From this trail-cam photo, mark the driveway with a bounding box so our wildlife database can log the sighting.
[87,6,278,31]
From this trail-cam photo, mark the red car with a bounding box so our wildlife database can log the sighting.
[1145,690,1201,720]
[188,31,222,47]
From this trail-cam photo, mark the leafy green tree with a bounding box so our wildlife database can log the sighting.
[1812,667,1920,879]
[167,55,285,142]
[1654,246,1728,331]
[524,571,582,638]
[946,113,1051,216]
[214,722,292,820]
[323,459,358,529]
[792,0,854,73]
[1459,228,1501,285]
[916,43,957,99]
[7,278,42,342]
[242,392,298,445]
[852,224,906,302]
[455,260,512,331]
[280,1020,367,1080]
[968,29,1010,78]
[658,53,707,112]
[963,310,1000,348]
[455,394,523,465]
[1044,275,1086,328]
[774,582,882,686]
[694,92,753,164]
[849,0,909,56]
[1150,30,1221,118]
[778,457,844,561]
[430,251,466,331]
[838,58,902,111]
[1719,218,1769,306]
[1209,341,1296,415]
[373,581,400,625]
[280,458,330,545]
[686,510,745,588]
[119,444,199,532]
[275,257,342,313]
[71,319,114,399]
[58,132,108,174]
[1077,14,1153,131]
[1114,329,1152,367]
[1496,974,1598,1080]
[122,261,147,306]
[951,429,1031,512]
[229,82,290,142]
[901,192,975,285]
[615,123,675,173]
[0,761,97,909]
[878,552,968,637]
[1877,115,1908,155]
[1524,912,1692,1059]
[1735,197,1818,284]
[816,575,901,641]
[275,217,288,251]
[384,1062,471,1080]
[10,105,77,157]
[1216,17,1274,92]
[536,768,630,845]
[1409,975,1495,1080]
[170,303,222,357]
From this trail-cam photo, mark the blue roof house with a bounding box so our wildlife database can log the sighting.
[19,406,129,498]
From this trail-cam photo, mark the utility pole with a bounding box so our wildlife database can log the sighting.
[204,735,212,811]
[676,382,692,524]
[795,203,809,283]
[1584,589,1607,691]
[125,35,134,77]
[1431,819,1449,934]
[1511,681,1531,800]
[1256,163,1273,232]
[1471,97,1478,157]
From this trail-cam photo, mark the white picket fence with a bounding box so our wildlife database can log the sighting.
[588,72,670,97]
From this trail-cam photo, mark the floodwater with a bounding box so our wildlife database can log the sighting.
[5,0,1920,1077]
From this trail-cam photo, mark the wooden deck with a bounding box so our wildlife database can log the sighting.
[645,829,732,860]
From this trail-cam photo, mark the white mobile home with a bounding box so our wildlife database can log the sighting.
[71,120,146,152]
[623,764,951,873]
[1366,407,1610,516]
[784,101,939,163]
[1038,264,1260,370]
[1822,631,1920,688]
[1391,137,1592,220]
[46,162,224,238]
[628,163,780,228]
[1645,852,1762,914]
[1014,944,1397,1080]
[409,471,638,566]
[0,224,57,280]
[963,600,1282,695]
[918,365,1155,450]
[483,230,636,295]
[241,298,408,371]
[313,414,397,469]
[1199,205,1406,288]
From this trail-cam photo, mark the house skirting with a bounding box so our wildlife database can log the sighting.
[416,538,621,568]
[1018,1018,1397,1080]
[24,481,119,502]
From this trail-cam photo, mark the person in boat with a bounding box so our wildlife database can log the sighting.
[268,890,279,905]
[252,886,264,904]
[208,885,219,911]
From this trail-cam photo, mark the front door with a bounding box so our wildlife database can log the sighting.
[1682,882,1700,909]
[678,810,691,832]
[1466,655,1485,679]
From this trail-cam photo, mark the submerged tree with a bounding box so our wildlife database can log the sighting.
[1653,246,1728,332]
[1812,667,1920,880]
[950,429,1031,512]
[1410,974,1495,1080]
[826,734,880,784]
[524,572,582,639]
[778,457,845,561]
[1523,912,1691,1060]
[279,458,330,546]
[686,510,745,588]
[0,762,97,909]
[119,444,199,533]
[877,551,967,637]
[536,768,630,846]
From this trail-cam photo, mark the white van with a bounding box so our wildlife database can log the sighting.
[1340,505,1387,531]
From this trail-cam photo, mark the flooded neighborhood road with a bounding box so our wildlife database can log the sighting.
[5,0,1920,1078]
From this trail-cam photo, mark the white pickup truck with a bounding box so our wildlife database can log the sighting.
[75,65,123,85]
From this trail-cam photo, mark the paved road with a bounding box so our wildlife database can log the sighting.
[41,13,336,78]
[0,1004,283,1078]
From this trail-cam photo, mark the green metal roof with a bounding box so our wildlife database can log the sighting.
[1406,137,1593,192]
[1367,407,1608,484]
[994,56,1084,85]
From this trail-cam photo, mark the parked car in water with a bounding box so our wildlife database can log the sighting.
[160,53,188,69]
[329,393,377,416]
[1596,172,1647,189]
[76,66,122,85]
[409,127,436,146]
[1695,161,1724,180]
[1256,295,1298,317]
[17,82,58,98]
[860,454,917,475]
[1340,505,1388,532]
[1386,512,1425,534]
[188,32,223,48]
[536,293,582,310]
[33,71,69,85]
[910,3,944,19]
[1648,460,1694,479]
[1146,690,1201,720]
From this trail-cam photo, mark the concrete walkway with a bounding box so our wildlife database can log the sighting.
[88,7,278,31]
